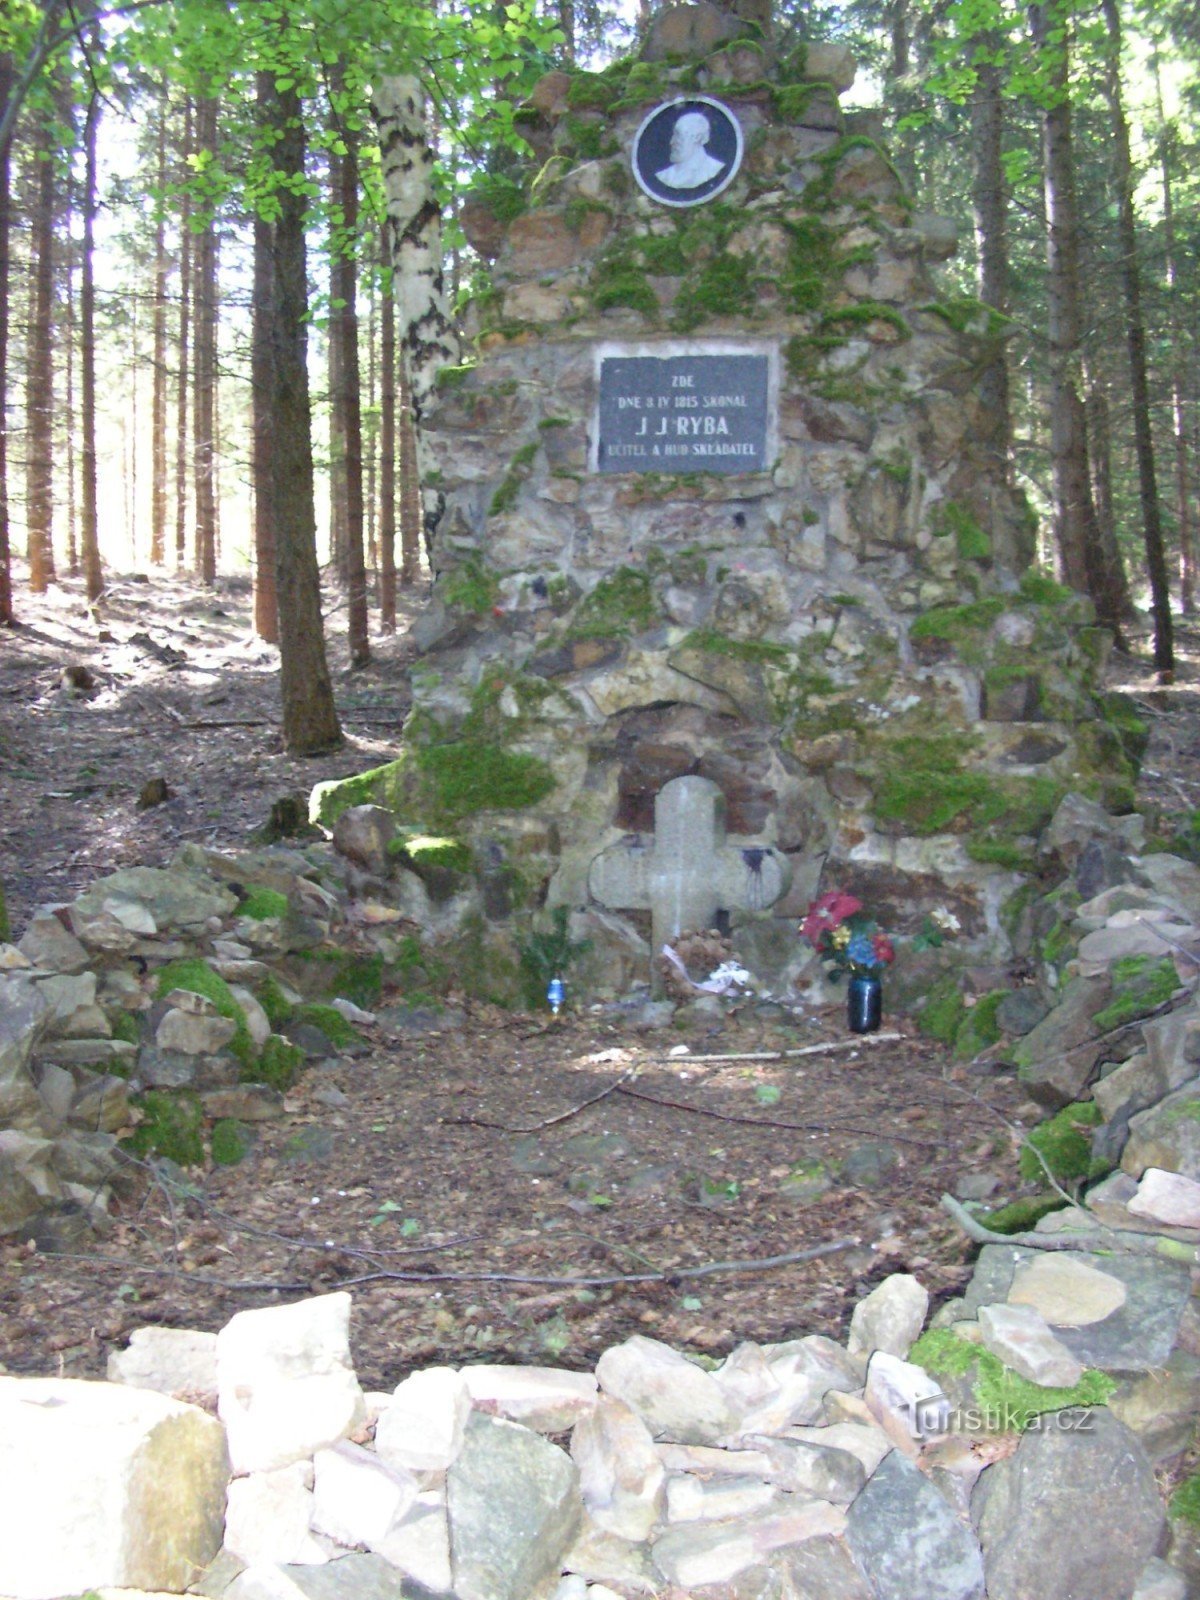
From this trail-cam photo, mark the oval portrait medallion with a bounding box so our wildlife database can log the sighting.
[631,96,744,209]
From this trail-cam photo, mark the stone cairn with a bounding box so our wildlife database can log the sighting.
[2,787,1200,1596]
[309,1,1147,1002]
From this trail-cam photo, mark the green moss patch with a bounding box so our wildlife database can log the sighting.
[256,975,295,1029]
[1170,1473,1200,1528]
[311,740,556,833]
[210,1118,254,1167]
[980,1194,1068,1234]
[1018,1101,1105,1187]
[591,253,659,318]
[295,1003,363,1051]
[242,1034,304,1092]
[567,567,656,640]
[910,598,1005,644]
[127,1090,205,1167]
[238,887,289,921]
[1092,955,1180,1033]
[442,556,500,613]
[931,501,991,561]
[388,833,473,874]
[320,952,384,1010]
[918,976,966,1044]
[155,959,254,1067]
[910,1328,1116,1431]
[955,991,1007,1058]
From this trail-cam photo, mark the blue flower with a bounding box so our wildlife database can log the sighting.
[846,932,878,969]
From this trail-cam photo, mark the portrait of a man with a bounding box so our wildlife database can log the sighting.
[656,108,725,190]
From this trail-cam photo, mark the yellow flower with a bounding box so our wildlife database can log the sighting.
[831,925,851,949]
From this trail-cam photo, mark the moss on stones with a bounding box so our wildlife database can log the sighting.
[1018,569,1073,607]
[591,251,659,318]
[127,1090,206,1167]
[238,887,289,921]
[919,976,966,1043]
[320,952,384,1010]
[210,1119,254,1167]
[442,558,501,613]
[909,598,1005,643]
[955,991,1007,1058]
[256,975,294,1029]
[466,171,527,224]
[931,501,991,561]
[682,629,792,666]
[388,833,473,874]
[980,1194,1068,1234]
[909,1328,1116,1432]
[1170,1474,1200,1528]
[567,567,656,640]
[295,1003,363,1051]
[672,251,757,331]
[1018,1101,1104,1186]
[155,959,254,1067]
[311,740,556,833]
[1092,955,1180,1033]
[242,1034,304,1092]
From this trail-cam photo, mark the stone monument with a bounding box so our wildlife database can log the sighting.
[316,2,1145,1002]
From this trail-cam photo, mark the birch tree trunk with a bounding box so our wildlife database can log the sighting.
[379,233,397,632]
[373,75,460,558]
[80,78,103,603]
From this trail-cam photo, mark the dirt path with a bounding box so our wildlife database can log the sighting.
[0,576,1193,1387]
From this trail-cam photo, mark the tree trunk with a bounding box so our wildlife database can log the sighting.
[1030,2,1124,634]
[1085,371,1117,586]
[558,0,576,67]
[251,72,278,643]
[398,358,423,583]
[63,203,77,575]
[379,240,397,630]
[80,78,103,603]
[1100,0,1172,678]
[1153,56,1193,618]
[175,99,193,570]
[373,76,461,559]
[193,96,218,584]
[365,270,377,574]
[26,101,57,594]
[150,89,169,567]
[0,52,11,624]
[969,50,1011,478]
[330,71,368,668]
[268,81,342,755]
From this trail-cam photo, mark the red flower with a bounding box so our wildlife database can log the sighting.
[801,891,863,947]
[872,934,895,965]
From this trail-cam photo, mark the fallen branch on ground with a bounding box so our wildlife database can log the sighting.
[940,1192,1199,1264]
[445,1069,637,1134]
[647,1033,904,1066]
[615,1082,939,1146]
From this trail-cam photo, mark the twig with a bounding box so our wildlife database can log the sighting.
[614,1083,939,1147]
[940,1193,1198,1264]
[446,1069,636,1134]
[647,1033,904,1067]
[331,1236,862,1290]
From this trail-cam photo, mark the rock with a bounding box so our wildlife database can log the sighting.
[596,1334,737,1444]
[650,1502,847,1589]
[311,1439,419,1549]
[1132,1557,1190,1600]
[375,1364,470,1474]
[331,806,396,874]
[17,912,90,973]
[1127,1167,1200,1228]
[847,1273,929,1359]
[108,1326,219,1404]
[216,1292,366,1473]
[784,1420,892,1476]
[447,1412,581,1600]
[664,1472,779,1523]
[462,1363,598,1432]
[0,1376,229,1600]
[1109,1352,1200,1463]
[0,1147,45,1233]
[973,1409,1165,1600]
[225,1463,328,1566]
[71,865,238,933]
[1013,975,1115,1107]
[804,41,858,92]
[0,976,49,1128]
[571,1395,665,1540]
[156,1006,238,1055]
[1136,853,1200,923]
[977,1302,1083,1388]
[841,1139,899,1187]
[864,1352,950,1453]
[961,1244,1192,1373]
[199,1085,286,1121]
[1042,792,1142,869]
[848,1448,985,1600]
[641,1,750,62]
[742,1435,867,1503]
[225,1552,414,1600]
[995,989,1049,1036]
[1123,1079,1200,1181]
[69,1070,132,1130]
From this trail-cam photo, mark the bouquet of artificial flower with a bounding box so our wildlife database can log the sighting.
[801,891,895,980]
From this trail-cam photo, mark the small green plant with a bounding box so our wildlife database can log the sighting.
[295,1003,363,1051]
[126,1091,205,1167]
[242,1034,304,1092]
[755,1084,782,1106]
[210,1119,254,1166]
[1018,1101,1104,1187]
[518,907,591,1009]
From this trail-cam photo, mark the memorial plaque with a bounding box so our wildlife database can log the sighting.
[594,349,771,475]
[631,97,743,209]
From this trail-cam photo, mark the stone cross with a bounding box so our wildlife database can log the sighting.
[589,775,789,980]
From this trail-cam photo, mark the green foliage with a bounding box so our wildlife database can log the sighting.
[1170,1474,1200,1528]
[820,302,911,339]
[1092,956,1179,1032]
[1019,569,1073,607]
[909,598,1006,642]
[256,975,295,1028]
[1018,1101,1104,1186]
[932,501,991,560]
[467,171,526,224]
[910,1329,1116,1431]
[155,959,254,1066]
[980,1194,1068,1233]
[210,1119,254,1166]
[919,976,965,1043]
[591,254,659,317]
[127,1091,205,1168]
[295,1003,363,1050]
[672,252,756,331]
[955,991,1007,1057]
[108,1010,142,1047]
[518,907,591,1009]
[239,887,289,920]
[443,556,502,612]
[567,567,656,640]
[321,952,384,1009]
[243,1034,304,1091]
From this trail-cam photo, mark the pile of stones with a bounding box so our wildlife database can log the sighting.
[1,1255,1197,1600]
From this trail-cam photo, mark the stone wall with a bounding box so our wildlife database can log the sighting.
[312,5,1145,999]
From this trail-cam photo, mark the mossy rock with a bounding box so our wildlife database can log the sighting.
[108,1010,142,1047]
[909,598,1005,647]
[909,1328,1116,1432]
[918,975,966,1044]
[310,741,556,833]
[954,991,1007,1058]
[295,1003,365,1052]
[567,567,657,641]
[126,1090,206,1168]
[1170,1473,1200,1528]
[1018,1101,1105,1187]
[441,557,501,613]
[0,881,8,943]
[238,886,289,921]
[155,959,254,1068]
[979,1193,1068,1234]
[319,952,384,1011]
[1092,955,1180,1033]
[241,1034,304,1092]
[210,1118,255,1167]
[255,975,295,1029]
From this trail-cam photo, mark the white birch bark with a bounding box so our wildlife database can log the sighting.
[372,75,460,548]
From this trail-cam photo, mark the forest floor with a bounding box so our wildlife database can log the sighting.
[0,570,1195,1390]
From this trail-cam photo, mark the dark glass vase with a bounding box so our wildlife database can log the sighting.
[848,973,882,1034]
